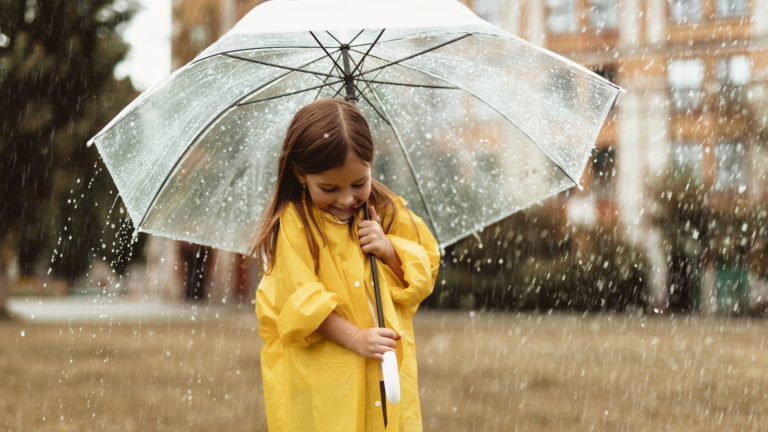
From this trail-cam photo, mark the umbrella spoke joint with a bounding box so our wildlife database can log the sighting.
[340,44,358,103]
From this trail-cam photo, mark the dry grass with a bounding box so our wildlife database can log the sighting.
[1,309,766,431]
[416,311,768,432]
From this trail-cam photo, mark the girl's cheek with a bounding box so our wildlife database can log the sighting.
[361,185,372,200]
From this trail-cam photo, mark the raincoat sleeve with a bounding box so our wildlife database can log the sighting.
[380,197,440,316]
[255,205,344,348]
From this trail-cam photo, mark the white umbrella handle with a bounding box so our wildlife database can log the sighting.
[382,351,400,405]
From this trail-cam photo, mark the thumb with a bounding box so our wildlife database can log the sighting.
[369,205,378,222]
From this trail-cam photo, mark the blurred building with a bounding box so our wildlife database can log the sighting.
[463,0,768,312]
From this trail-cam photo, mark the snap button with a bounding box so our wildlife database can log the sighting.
[354,281,360,287]
[375,401,381,407]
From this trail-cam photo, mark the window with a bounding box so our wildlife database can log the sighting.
[589,0,617,29]
[547,0,577,34]
[669,0,702,23]
[473,0,500,25]
[716,0,747,17]
[672,142,703,183]
[717,56,750,110]
[715,141,747,190]
[668,59,704,112]
[592,148,616,197]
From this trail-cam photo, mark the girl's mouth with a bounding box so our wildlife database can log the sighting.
[331,203,358,212]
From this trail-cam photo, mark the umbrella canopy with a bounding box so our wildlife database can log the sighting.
[89,0,620,253]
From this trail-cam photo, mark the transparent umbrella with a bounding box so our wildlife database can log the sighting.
[89,0,621,255]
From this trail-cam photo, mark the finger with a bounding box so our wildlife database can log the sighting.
[361,234,380,246]
[369,206,378,222]
[377,328,399,340]
[357,227,375,237]
[378,337,397,349]
[373,342,397,354]
[358,220,374,229]
[362,244,382,256]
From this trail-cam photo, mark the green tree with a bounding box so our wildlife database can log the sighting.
[0,0,140,316]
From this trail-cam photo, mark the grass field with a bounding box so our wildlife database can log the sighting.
[1,308,766,431]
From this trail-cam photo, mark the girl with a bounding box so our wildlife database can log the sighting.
[250,98,440,432]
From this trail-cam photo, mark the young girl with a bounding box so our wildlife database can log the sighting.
[250,99,440,432]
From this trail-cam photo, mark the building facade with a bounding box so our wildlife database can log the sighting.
[466,0,768,312]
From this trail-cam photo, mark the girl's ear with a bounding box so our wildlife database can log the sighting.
[291,163,306,186]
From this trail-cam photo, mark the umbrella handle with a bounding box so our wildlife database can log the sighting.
[382,351,401,405]
[363,202,401,407]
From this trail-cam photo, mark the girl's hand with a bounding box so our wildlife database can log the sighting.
[352,327,401,360]
[358,206,394,259]
[317,312,400,361]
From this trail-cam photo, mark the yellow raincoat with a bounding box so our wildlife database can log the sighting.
[255,196,440,432]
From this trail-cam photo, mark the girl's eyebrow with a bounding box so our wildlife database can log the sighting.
[317,175,369,187]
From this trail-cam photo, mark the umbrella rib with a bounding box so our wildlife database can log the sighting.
[352,33,472,79]
[358,65,389,97]
[353,82,391,126]
[238,79,345,106]
[357,79,458,90]
[192,46,338,64]
[308,53,340,89]
[370,89,442,245]
[325,31,343,45]
[309,31,346,76]
[224,53,341,79]
[346,28,476,49]
[133,53,339,230]
[331,84,346,99]
[350,49,582,188]
[348,29,366,45]
[351,29,385,76]
[315,52,344,100]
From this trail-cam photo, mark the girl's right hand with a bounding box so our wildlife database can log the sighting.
[352,328,400,360]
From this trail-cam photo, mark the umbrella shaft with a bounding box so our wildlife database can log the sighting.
[341,45,357,103]
[362,202,387,330]
[348,54,385,428]
[363,202,388,428]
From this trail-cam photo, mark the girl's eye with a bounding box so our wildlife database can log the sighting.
[321,187,336,193]
[352,182,366,188]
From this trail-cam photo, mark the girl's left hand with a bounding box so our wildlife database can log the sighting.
[358,206,394,259]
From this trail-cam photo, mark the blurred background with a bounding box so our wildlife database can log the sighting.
[2,0,768,316]
[1,0,767,431]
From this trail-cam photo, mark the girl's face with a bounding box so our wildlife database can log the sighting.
[297,155,372,222]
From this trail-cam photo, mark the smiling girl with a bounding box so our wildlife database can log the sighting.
[249,98,439,432]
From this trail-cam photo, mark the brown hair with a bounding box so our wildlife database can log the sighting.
[246,99,402,275]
